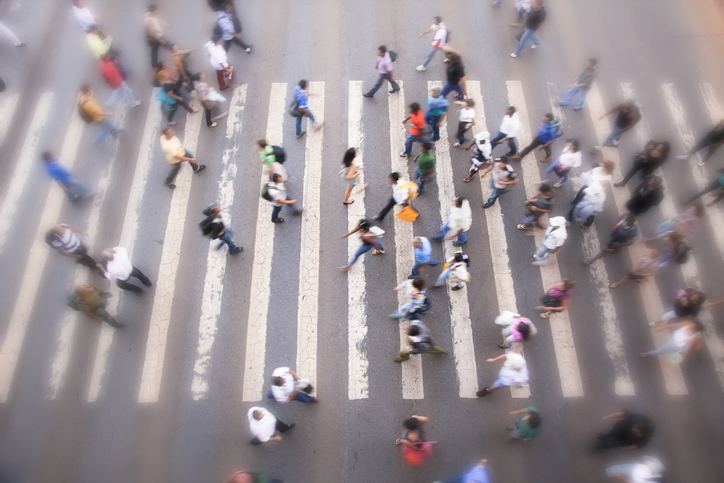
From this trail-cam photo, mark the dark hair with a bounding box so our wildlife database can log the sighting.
[378,45,387,53]
[272,173,283,183]
[527,411,541,428]
[403,417,420,430]
[211,34,222,43]
[202,204,217,216]
[497,156,509,165]
[544,113,554,121]
[299,79,308,89]
[343,148,357,167]
[256,138,267,148]
[359,218,372,230]
[567,139,580,152]
[410,102,421,113]
[454,253,464,263]
[649,175,662,187]
[455,197,465,207]
[588,58,597,66]
[465,99,475,108]
[653,141,670,160]
[271,376,284,386]
[80,84,91,94]
[508,106,516,113]
[422,141,433,151]
[148,4,157,12]
[434,16,443,23]
[411,277,425,290]
[692,320,705,332]
[562,279,576,290]
[389,172,400,182]
[518,322,531,340]
[539,183,552,193]
[42,151,53,162]
[448,53,460,63]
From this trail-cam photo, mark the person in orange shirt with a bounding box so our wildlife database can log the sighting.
[78,84,120,144]
[400,102,426,157]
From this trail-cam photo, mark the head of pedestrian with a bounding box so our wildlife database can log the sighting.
[358,218,372,231]
[565,139,580,153]
[454,196,465,208]
[406,325,421,337]
[602,159,615,175]
[464,99,475,109]
[507,106,516,116]
[378,45,387,57]
[212,34,222,45]
[101,249,116,261]
[299,79,308,91]
[689,290,706,306]
[587,58,597,69]
[162,127,175,139]
[51,224,66,236]
[533,0,543,9]
[80,84,92,96]
[539,183,553,198]
[343,147,357,167]
[430,87,441,98]
[73,0,85,7]
[409,102,421,114]
[388,172,400,184]
[433,16,443,25]
[252,410,264,421]
[496,156,509,168]
[271,173,284,185]
[651,141,669,158]
[271,375,285,387]
[202,204,220,217]
[448,53,460,63]
[421,141,432,154]
[412,237,423,249]
[622,99,636,112]
[75,285,92,296]
[256,138,268,151]
[224,2,233,12]
[88,25,100,35]
[561,279,576,291]
[647,176,662,188]
[525,410,541,428]
[41,151,55,164]
[411,276,425,293]
[543,113,554,124]
[517,321,532,341]
[147,4,157,14]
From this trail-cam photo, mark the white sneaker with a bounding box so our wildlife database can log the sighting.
[531,44,537,49]
[697,158,706,166]
[453,142,461,147]
[416,65,426,72]
[676,154,690,160]
[132,100,141,107]
[245,47,252,53]
[553,182,563,188]
[613,139,620,146]
[510,53,518,58]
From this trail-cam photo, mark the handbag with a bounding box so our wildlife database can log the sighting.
[541,293,562,307]
[395,205,419,222]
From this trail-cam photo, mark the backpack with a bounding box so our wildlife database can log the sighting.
[261,182,280,202]
[289,95,302,117]
[78,100,94,123]
[199,216,215,237]
[271,145,286,164]
[410,295,432,315]
[401,180,420,201]
[389,50,398,62]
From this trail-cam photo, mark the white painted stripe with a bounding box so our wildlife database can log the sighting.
[87,92,163,402]
[346,81,370,400]
[0,93,20,148]
[0,109,84,403]
[657,83,724,389]
[0,93,53,254]
[138,103,204,403]
[587,83,687,395]
[46,106,127,399]
[467,81,529,399]
[242,83,286,402]
[191,86,247,400]
[508,80,584,398]
[429,81,478,398]
[296,82,325,391]
[386,82,424,399]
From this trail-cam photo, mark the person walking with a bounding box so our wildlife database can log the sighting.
[517,184,553,231]
[541,139,581,187]
[101,247,152,293]
[569,181,606,228]
[606,456,664,482]
[626,176,664,217]
[339,218,384,271]
[42,151,89,201]
[583,213,638,264]
[453,99,475,147]
[263,173,300,223]
[537,279,575,319]
[292,80,319,139]
[68,284,123,328]
[558,59,597,111]
[490,106,521,156]
[463,131,492,182]
[247,407,294,445]
[592,99,641,149]
[100,53,140,108]
[435,458,491,483]
[649,288,706,328]
[532,216,568,264]
[594,411,655,451]
[390,277,428,319]
[400,102,427,157]
[193,73,228,128]
[79,85,119,145]
[476,351,529,397]
[413,142,436,193]
[510,0,546,58]
[615,141,670,188]
[434,197,472,246]
[511,113,558,162]
[425,87,449,142]
[482,156,519,208]
[46,224,104,274]
[374,172,415,222]
[160,127,206,189]
[508,407,542,441]
[416,16,448,71]
[256,139,286,179]
[362,46,399,98]
[434,252,470,291]
[410,236,437,278]
[199,204,242,254]
[440,51,466,100]
[676,119,724,166]
[395,319,447,362]
[341,147,367,204]
[642,319,704,363]
[158,77,198,127]
[497,313,536,350]
[144,5,170,66]
[205,35,236,90]
[683,167,724,206]
[217,3,251,53]
[267,366,319,403]
[85,25,112,59]
[72,0,97,32]
[655,232,689,268]
[396,416,436,466]
[610,248,660,289]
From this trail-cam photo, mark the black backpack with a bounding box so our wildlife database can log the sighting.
[199,216,215,237]
[271,145,285,164]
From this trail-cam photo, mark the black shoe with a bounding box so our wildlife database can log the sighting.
[143,279,153,286]
[483,202,492,209]
[452,241,464,247]
[362,93,373,98]
[286,423,295,430]
[389,88,400,93]
[166,182,176,189]
[230,247,243,254]
[194,165,206,173]
[476,387,490,397]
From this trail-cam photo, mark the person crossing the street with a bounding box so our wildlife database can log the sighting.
[101,246,153,294]
[199,204,242,254]
[362,45,399,98]
[160,127,206,189]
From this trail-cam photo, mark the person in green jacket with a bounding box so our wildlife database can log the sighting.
[508,406,541,441]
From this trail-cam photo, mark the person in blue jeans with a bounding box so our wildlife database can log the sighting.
[591,99,641,149]
[511,113,558,162]
[435,458,491,483]
[42,151,89,201]
[413,141,436,192]
[267,367,319,403]
[267,173,300,223]
[482,157,519,208]
[339,218,384,271]
[510,0,546,58]
[410,236,437,278]
[425,87,449,141]
[199,204,242,254]
[293,79,319,138]
[541,139,581,187]
[558,59,596,111]
[434,197,472,246]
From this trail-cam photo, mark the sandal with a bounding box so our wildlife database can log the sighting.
[540,156,551,162]
[372,249,385,255]
[498,343,508,349]
[517,224,531,230]
[272,218,284,223]
[463,176,474,183]
[209,122,217,128]
[343,199,355,204]
[540,312,551,319]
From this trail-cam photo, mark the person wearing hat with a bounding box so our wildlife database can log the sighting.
[102,246,152,294]
[464,131,492,182]
[476,351,529,397]
[533,216,568,264]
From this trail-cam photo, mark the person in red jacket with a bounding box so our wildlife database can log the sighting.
[100,53,140,108]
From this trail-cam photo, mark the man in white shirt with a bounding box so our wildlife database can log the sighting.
[375,172,412,221]
[266,367,319,403]
[491,106,521,156]
[247,407,294,445]
[101,247,152,294]
[267,173,300,224]
[205,35,235,90]
[434,197,472,247]
[217,3,251,53]
[533,216,568,264]
[416,16,447,71]
[72,0,96,32]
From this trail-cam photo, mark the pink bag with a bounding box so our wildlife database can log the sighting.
[402,442,434,465]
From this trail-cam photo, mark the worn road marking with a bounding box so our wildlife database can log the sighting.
[191,86,247,400]
[242,83,286,402]
[0,93,20,148]
[509,80,584,398]
[87,93,163,402]
[0,93,53,254]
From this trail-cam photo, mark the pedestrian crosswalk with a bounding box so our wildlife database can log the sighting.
[0,76,723,407]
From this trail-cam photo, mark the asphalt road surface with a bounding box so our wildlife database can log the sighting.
[1,0,724,482]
